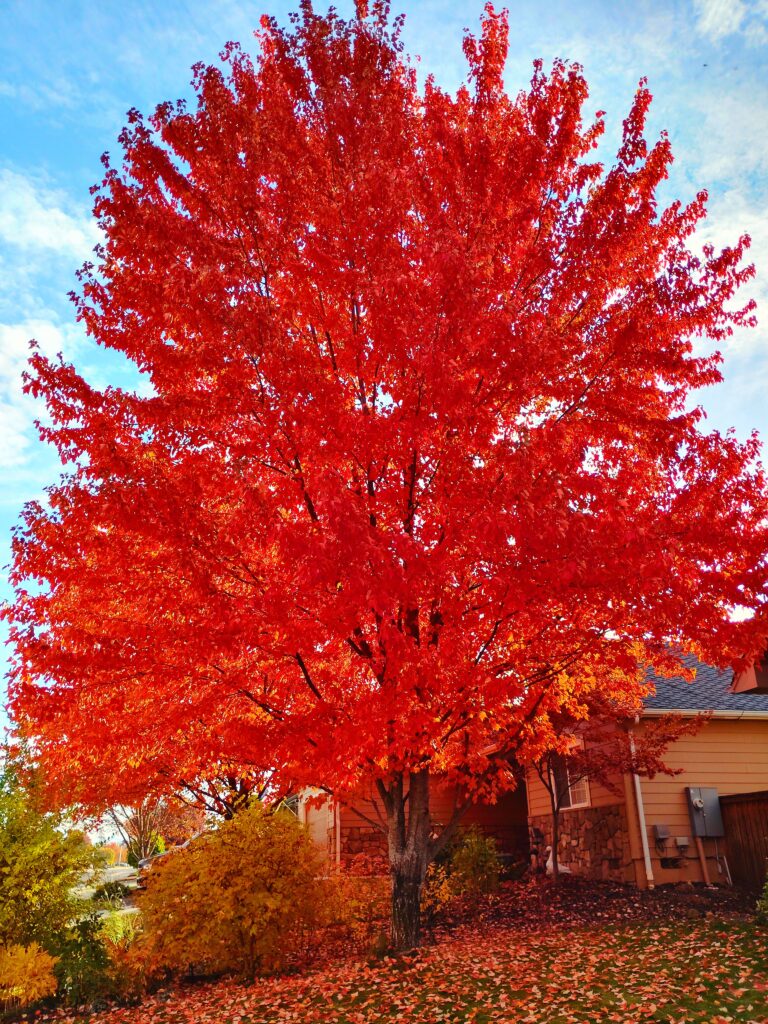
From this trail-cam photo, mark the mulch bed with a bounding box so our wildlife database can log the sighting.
[432,874,757,938]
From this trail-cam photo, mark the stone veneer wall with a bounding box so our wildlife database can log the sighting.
[340,824,388,863]
[528,802,631,882]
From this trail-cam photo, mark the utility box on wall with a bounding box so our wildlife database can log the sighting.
[685,786,724,838]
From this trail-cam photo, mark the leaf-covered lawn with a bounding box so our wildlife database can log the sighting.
[53,917,767,1024]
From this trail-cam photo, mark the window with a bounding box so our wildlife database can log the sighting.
[550,750,590,810]
[283,794,299,817]
[565,770,590,809]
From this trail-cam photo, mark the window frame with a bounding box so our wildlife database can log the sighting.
[549,740,591,811]
[563,763,591,810]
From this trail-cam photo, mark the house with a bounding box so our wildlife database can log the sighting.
[299,782,529,867]
[299,654,768,889]
[526,654,768,889]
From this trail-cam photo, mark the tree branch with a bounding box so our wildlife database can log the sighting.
[295,652,324,702]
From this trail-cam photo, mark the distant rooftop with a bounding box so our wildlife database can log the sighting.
[644,652,768,713]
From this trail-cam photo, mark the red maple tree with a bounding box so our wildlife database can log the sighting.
[6,2,768,947]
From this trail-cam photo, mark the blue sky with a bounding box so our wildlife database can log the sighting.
[1,0,767,723]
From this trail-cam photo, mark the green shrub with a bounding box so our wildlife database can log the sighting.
[52,914,111,1006]
[756,876,768,925]
[136,804,324,978]
[49,911,144,1006]
[100,913,144,1002]
[100,910,139,946]
[92,880,131,907]
[0,757,98,953]
[423,826,501,917]
[449,825,500,895]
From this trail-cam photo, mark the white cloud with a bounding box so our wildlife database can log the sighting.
[694,0,749,40]
[688,189,768,445]
[688,91,768,183]
[0,318,82,471]
[0,168,99,259]
[695,190,768,350]
[0,166,101,330]
[693,0,768,42]
[0,77,79,111]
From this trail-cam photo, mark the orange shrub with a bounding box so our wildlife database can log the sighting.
[136,804,323,978]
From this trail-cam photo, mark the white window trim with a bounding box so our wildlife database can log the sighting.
[562,765,591,811]
[550,739,592,811]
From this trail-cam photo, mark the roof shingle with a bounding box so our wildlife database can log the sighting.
[643,652,768,712]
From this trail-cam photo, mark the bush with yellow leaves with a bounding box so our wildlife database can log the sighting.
[0,942,58,1011]
[322,869,390,954]
[136,804,324,979]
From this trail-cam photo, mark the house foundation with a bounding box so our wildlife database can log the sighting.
[528,803,632,882]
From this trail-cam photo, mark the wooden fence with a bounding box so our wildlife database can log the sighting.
[720,790,768,890]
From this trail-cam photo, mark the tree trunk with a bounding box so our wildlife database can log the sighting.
[551,807,561,883]
[391,858,427,949]
[381,768,432,951]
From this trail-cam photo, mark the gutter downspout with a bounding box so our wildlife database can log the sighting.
[630,719,655,889]
[335,801,341,867]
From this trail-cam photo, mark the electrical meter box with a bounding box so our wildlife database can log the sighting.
[685,786,724,838]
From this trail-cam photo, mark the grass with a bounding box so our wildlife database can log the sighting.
[54,915,768,1024]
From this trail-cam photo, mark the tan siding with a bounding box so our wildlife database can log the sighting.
[303,793,333,859]
[577,775,622,809]
[339,794,380,829]
[528,720,768,889]
[525,762,624,817]
[430,782,526,826]
[636,718,768,886]
[526,767,551,819]
[434,783,529,855]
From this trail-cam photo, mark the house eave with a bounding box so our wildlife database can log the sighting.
[642,708,768,721]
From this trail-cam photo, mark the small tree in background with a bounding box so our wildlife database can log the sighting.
[107,797,205,864]
[99,840,126,865]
